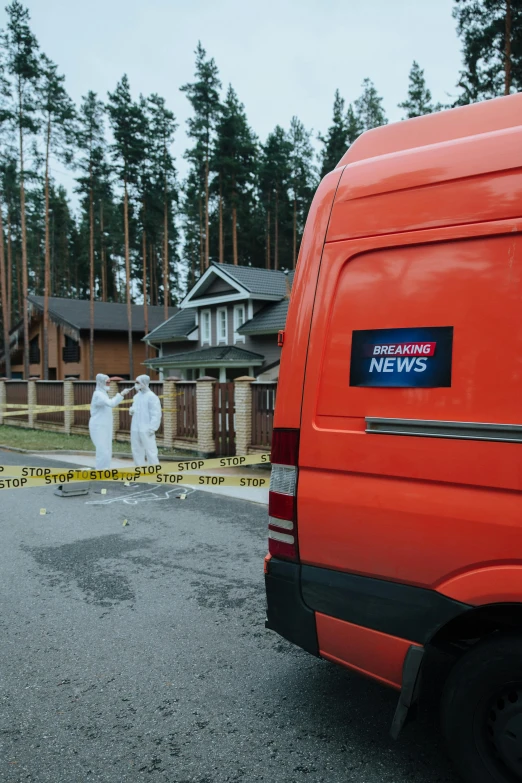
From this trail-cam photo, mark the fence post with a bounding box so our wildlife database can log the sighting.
[196,376,215,457]
[28,379,36,428]
[63,380,73,435]
[109,379,120,438]
[234,376,255,456]
[162,377,178,450]
[0,380,5,425]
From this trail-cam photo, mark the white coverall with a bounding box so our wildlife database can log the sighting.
[89,374,127,470]
[129,375,162,466]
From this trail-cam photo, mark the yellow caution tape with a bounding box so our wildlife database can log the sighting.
[0,453,270,479]
[1,391,188,416]
[0,469,270,491]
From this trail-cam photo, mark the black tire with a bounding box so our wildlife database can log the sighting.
[441,632,522,783]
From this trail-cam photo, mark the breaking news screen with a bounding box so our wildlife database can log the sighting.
[349,326,453,388]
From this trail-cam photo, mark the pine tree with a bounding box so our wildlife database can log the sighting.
[288,116,316,267]
[318,90,348,178]
[147,93,178,317]
[355,78,388,132]
[0,185,9,378]
[3,0,41,379]
[107,75,147,379]
[212,85,257,265]
[39,54,75,379]
[180,168,203,287]
[76,91,105,378]
[2,158,19,325]
[0,41,13,377]
[399,61,441,118]
[258,127,292,270]
[180,42,221,272]
[453,0,522,101]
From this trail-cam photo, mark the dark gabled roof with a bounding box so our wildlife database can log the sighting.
[238,298,290,335]
[144,345,264,369]
[144,308,197,342]
[207,263,293,298]
[27,296,177,334]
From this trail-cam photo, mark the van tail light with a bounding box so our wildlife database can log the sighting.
[268,429,299,562]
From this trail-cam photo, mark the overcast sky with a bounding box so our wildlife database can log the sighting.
[0,0,463,190]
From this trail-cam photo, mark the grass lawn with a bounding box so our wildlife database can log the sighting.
[0,425,132,453]
[0,426,193,456]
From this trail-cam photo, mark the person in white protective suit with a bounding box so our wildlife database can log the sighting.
[89,374,131,470]
[129,375,162,466]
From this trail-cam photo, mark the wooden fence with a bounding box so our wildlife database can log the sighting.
[73,382,95,428]
[36,382,64,425]
[251,383,276,448]
[213,382,235,457]
[0,378,277,456]
[5,381,28,422]
[176,382,197,440]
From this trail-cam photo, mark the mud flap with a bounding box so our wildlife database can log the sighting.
[390,644,425,740]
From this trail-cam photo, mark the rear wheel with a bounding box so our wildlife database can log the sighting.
[441,633,522,782]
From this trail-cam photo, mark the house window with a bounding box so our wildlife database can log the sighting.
[233,305,246,344]
[29,336,40,364]
[201,310,211,344]
[217,307,228,343]
[62,336,80,363]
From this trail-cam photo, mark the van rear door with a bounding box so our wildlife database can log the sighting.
[297,145,522,591]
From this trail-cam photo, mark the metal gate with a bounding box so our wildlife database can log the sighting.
[213,382,235,456]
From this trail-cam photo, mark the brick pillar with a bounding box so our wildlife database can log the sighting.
[109,380,120,438]
[162,377,179,449]
[234,376,255,456]
[0,380,5,425]
[28,380,36,428]
[196,376,215,457]
[63,380,73,434]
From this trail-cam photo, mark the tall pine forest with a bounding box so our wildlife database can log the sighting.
[0,0,518,376]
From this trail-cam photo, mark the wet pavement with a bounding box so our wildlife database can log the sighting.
[0,451,460,783]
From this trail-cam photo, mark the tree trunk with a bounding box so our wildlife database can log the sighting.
[266,206,270,270]
[123,178,134,379]
[199,196,204,275]
[18,82,30,380]
[204,153,209,268]
[232,200,238,266]
[66,243,70,294]
[149,243,154,307]
[153,243,159,307]
[89,162,95,379]
[16,252,21,323]
[293,196,297,268]
[100,201,107,302]
[7,210,12,329]
[35,243,41,294]
[505,0,512,95]
[43,114,52,380]
[0,196,11,378]
[219,176,223,264]
[163,174,169,319]
[274,189,279,271]
[142,207,148,361]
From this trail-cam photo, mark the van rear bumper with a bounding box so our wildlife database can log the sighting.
[264,557,319,656]
[265,556,471,659]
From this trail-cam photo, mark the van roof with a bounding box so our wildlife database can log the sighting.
[338,92,522,167]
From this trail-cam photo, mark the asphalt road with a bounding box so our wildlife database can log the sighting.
[0,451,460,783]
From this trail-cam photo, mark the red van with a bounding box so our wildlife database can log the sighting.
[265,93,522,783]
